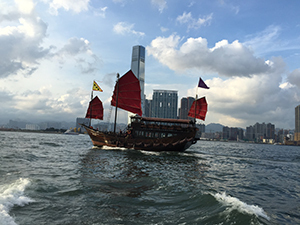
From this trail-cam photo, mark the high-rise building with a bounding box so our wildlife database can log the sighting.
[179,98,188,119]
[222,126,244,141]
[295,105,300,141]
[144,98,152,117]
[131,45,145,115]
[151,90,178,119]
[179,97,195,119]
[245,122,275,142]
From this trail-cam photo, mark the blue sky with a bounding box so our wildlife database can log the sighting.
[1,0,300,129]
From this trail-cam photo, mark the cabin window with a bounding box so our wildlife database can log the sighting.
[155,132,159,138]
[132,117,141,123]
[161,133,166,138]
[167,133,173,137]
[145,131,152,137]
[139,131,144,136]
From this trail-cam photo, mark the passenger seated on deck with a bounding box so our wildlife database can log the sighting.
[125,130,131,138]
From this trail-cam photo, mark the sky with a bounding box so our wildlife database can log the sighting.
[1,0,300,129]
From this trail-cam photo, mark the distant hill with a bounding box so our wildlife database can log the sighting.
[205,123,224,133]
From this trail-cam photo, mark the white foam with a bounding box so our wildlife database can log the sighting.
[213,192,270,220]
[139,150,161,156]
[101,145,128,151]
[0,178,34,225]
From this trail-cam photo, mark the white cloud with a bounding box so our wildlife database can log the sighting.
[0,1,100,79]
[15,0,34,14]
[287,69,300,88]
[113,22,145,36]
[44,0,90,15]
[94,6,107,18]
[147,34,269,77]
[176,12,213,30]
[151,0,167,13]
[244,25,282,56]
[160,26,168,32]
[147,34,299,128]
[0,2,50,78]
[112,0,125,3]
[11,87,89,122]
[54,37,100,74]
[193,65,298,128]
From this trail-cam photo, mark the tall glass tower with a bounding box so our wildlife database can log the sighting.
[131,45,145,116]
[152,90,178,119]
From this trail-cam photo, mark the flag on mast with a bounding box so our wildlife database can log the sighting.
[198,78,209,89]
[93,81,103,92]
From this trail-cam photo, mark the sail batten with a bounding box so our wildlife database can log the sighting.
[188,97,208,121]
[85,96,104,120]
[111,70,142,116]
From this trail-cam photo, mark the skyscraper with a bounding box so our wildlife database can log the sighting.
[179,97,195,119]
[131,45,145,115]
[151,90,178,119]
[295,105,300,141]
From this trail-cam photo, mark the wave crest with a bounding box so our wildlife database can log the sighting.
[0,178,34,225]
[213,192,270,220]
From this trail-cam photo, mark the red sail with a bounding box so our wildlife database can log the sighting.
[188,97,208,121]
[111,70,142,116]
[85,96,103,120]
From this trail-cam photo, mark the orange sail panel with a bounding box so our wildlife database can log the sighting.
[188,97,208,121]
[85,96,103,120]
[111,70,142,116]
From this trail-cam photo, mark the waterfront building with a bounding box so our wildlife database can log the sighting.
[131,45,145,115]
[295,105,300,141]
[197,124,205,133]
[151,90,178,119]
[7,120,26,129]
[26,124,40,130]
[245,126,254,141]
[222,126,244,141]
[179,97,195,119]
[144,98,152,117]
[245,122,275,142]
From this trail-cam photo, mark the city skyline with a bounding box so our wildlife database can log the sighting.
[3,102,295,132]
[1,1,300,129]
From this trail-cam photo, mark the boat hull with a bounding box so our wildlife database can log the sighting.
[82,124,197,152]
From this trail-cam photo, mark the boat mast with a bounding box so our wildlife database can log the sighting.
[113,73,120,133]
[89,85,93,126]
[193,94,198,123]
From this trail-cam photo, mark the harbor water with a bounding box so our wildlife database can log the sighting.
[0,131,299,224]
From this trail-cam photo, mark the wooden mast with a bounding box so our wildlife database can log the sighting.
[89,84,93,126]
[113,73,120,133]
[194,94,198,122]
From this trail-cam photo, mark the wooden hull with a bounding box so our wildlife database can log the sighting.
[82,125,197,152]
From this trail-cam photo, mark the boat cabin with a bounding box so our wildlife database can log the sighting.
[129,116,197,139]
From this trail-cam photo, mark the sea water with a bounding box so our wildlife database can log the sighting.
[0,131,299,224]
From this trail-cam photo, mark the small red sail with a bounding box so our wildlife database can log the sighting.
[188,97,208,121]
[111,70,142,116]
[85,96,103,120]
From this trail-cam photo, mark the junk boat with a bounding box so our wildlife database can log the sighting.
[81,70,208,152]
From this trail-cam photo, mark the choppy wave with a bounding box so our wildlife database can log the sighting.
[39,142,61,147]
[0,178,34,225]
[213,192,270,220]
